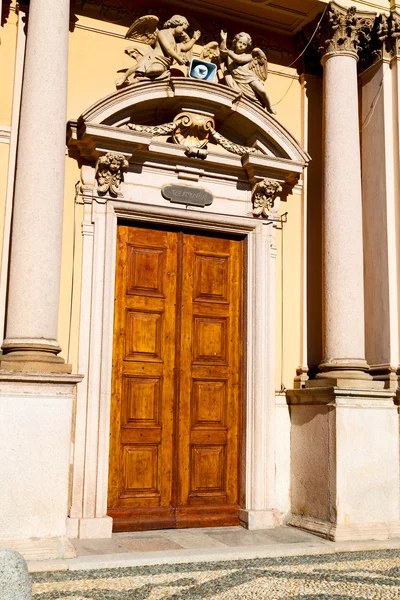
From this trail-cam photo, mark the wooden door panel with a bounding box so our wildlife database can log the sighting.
[108,225,178,530]
[177,233,243,526]
[109,225,243,531]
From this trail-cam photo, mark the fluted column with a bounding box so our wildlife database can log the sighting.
[317,4,374,380]
[1,0,71,371]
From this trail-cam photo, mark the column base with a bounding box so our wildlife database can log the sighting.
[317,358,371,381]
[289,514,400,542]
[287,384,400,543]
[1,341,72,373]
[239,509,280,530]
[66,517,113,539]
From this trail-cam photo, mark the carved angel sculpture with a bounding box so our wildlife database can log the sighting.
[116,14,201,88]
[219,30,276,114]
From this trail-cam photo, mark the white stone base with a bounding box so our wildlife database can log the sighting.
[0,373,81,539]
[66,516,113,539]
[289,514,400,542]
[287,385,400,542]
[239,509,280,530]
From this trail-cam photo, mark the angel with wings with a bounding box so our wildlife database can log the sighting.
[116,14,201,88]
[219,31,276,114]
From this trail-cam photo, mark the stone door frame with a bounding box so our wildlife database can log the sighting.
[67,196,278,538]
[66,79,308,538]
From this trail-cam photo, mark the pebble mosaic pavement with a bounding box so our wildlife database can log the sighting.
[32,549,400,599]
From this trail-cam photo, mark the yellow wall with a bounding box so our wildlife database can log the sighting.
[0,7,18,274]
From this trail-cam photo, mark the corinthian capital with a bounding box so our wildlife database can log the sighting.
[318,2,376,58]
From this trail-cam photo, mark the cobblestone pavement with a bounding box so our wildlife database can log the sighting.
[32,549,400,599]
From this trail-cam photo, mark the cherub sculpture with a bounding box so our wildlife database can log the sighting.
[219,30,276,115]
[116,14,201,88]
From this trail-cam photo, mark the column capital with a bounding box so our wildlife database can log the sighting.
[318,3,376,59]
[377,11,400,59]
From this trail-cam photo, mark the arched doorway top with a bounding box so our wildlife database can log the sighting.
[69,78,309,178]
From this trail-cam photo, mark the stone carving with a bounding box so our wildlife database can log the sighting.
[172,111,215,149]
[200,41,220,63]
[125,110,257,157]
[95,152,129,196]
[127,121,179,135]
[219,30,275,114]
[377,12,400,57]
[210,130,257,156]
[252,179,282,217]
[321,3,375,56]
[116,14,200,88]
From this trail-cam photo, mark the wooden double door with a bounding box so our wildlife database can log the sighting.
[108,223,244,531]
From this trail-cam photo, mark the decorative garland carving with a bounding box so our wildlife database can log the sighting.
[95,152,129,196]
[210,130,257,156]
[127,121,179,135]
[252,179,282,218]
[125,111,257,156]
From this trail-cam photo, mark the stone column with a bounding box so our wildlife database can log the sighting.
[0,0,82,542]
[1,0,70,371]
[287,4,400,543]
[317,4,374,381]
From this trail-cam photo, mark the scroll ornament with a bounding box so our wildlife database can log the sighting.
[252,179,282,218]
[95,152,129,196]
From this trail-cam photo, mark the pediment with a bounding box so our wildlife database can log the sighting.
[68,77,309,181]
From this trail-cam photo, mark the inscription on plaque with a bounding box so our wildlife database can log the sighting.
[162,184,213,208]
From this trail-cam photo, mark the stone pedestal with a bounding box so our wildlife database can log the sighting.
[287,385,400,541]
[288,5,400,541]
[0,373,81,540]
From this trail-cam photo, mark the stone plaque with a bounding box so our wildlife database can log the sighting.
[162,184,213,207]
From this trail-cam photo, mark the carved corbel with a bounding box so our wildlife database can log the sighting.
[252,179,282,218]
[95,152,129,197]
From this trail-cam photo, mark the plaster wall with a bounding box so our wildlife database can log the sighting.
[0,8,17,279]
[361,61,396,369]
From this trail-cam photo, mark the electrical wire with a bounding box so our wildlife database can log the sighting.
[272,5,328,107]
[360,64,389,131]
